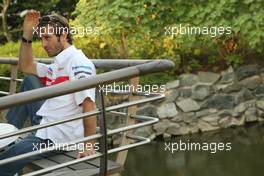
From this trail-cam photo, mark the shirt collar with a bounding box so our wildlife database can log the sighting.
[55,45,78,65]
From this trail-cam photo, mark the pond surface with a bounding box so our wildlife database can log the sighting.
[122,122,264,176]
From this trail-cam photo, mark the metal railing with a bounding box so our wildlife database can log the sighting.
[0,57,174,176]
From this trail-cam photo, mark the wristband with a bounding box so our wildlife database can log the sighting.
[22,37,32,44]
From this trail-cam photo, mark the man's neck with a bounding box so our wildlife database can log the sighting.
[63,43,71,50]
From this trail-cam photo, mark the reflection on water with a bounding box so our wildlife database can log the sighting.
[122,122,264,176]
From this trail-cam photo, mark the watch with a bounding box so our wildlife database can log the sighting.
[22,37,32,44]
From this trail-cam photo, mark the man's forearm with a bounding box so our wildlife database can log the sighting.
[82,98,97,146]
[19,40,34,72]
[19,10,40,74]
[83,115,97,145]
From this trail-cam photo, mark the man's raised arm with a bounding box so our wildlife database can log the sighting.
[19,10,40,75]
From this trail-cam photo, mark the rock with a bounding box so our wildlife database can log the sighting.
[112,134,122,146]
[163,133,172,140]
[201,114,220,126]
[198,71,221,85]
[166,80,180,89]
[217,109,233,118]
[235,65,259,81]
[195,109,217,118]
[188,123,199,133]
[233,103,247,116]
[179,74,199,87]
[218,116,231,128]
[167,123,189,135]
[244,100,256,108]
[234,88,254,105]
[192,84,213,100]
[232,117,243,126]
[257,109,264,118]
[176,98,200,112]
[257,100,264,110]
[233,100,256,117]
[178,88,192,98]
[157,102,178,118]
[220,67,235,84]
[171,113,184,122]
[254,85,264,98]
[239,76,262,90]
[259,117,264,122]
[165,89,179,102]
[261,72,264,79]
[197,120,220,132]
[153,120,170,135]
[227,115,245,126]
[237,115,246,125]
[222,83,242,93]
[244,107,258,123]
[105,95,128,106]
[202,94,236,110]
[214,83,232,92]
[137,104,158,117]
[107,114,125,130]
[260,67,264,73]
[258,109,264,121]
[134,126,153,138]
[183,112,196,123]
[149,134,157,141]
[219,117,240,128]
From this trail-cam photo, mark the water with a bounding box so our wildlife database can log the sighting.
[122,122,264,176]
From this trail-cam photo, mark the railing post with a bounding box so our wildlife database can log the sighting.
[97,89,108,176]
[115,77,140,166]
[9,64,18,94]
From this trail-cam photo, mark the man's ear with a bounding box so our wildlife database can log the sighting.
[60,32,68,43]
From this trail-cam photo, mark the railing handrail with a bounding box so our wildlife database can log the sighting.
[0,57,158,69]
[0,60,174,110]
[0,59,174,175]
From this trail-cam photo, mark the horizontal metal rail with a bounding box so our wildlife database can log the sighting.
[108,111,158,121]
[0,76,22,82]
[0,60,173,110]
[0,58,153,69]
[0,91,9,95]
[24,135,150,176]
[107,116,159,135]
[100,88,163,97]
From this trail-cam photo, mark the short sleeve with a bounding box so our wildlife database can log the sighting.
[70,58,96,105]
[36,63,49,77]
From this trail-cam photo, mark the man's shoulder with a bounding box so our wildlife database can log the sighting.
[68,52,95,73]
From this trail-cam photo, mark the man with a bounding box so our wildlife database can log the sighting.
[0,10,97,175]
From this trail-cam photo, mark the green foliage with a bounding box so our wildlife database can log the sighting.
[225,54,244,67]
[0,64,11,93]
[73,0,264,69]
[74,36,120,59]
[0,41,47,57]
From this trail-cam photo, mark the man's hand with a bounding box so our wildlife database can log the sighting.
[23,10,40,40]
[77,146,97,159]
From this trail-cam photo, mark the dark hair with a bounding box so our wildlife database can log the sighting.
[38,14,73,44]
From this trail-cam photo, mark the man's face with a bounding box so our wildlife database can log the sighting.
[39,26,63,57]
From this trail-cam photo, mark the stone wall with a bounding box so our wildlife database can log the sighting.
[134,65,264,139]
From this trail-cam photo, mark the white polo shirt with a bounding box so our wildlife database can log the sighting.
[35,45,96,144]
